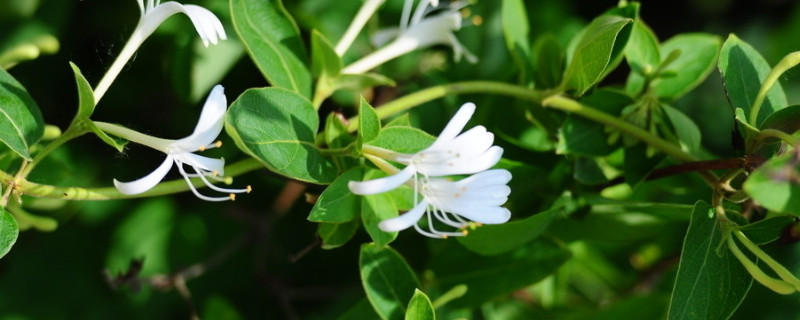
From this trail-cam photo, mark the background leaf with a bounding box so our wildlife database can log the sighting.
[0,207,19,259]
[360,243,420,320]
[667,201,752,320]
[649,33,721,100]
[225,87,338,184]
[563,15,633,95]
[743,152,800,214]
[405,289,435,320]
[501,0,533,85]
[457,204,562,256]
[231,0,312,97]
[309,167,364,223]
[0,66,43,159]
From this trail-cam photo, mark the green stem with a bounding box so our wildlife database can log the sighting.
[20,126,89,178]
[0,158,262,201]
[727,235,795,294]
[734,230,800,290]
[346,81,550,132]
[749,51,800,126]
[756,129,800,146]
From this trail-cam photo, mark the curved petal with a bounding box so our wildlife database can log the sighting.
[453,206,511,225]
[182,4,228,46]
[175,152,225,174]
[447,126,494,157]
[378,199,428,232]
[460,169,512,188]
[113,156,174,195]
[174,85,227,150]
[428,102,475,149]
[348,165,416,195]
[423,145,503,176]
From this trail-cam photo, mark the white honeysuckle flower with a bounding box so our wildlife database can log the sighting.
[94,85,250,201]
[348,102,509,238]
[94,0,227,103]
[378,169,512,238]
[341,0,477,74]
[349,102,503,195]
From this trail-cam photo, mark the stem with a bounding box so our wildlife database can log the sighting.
[756,128,800,146]
[542,95,717,186]
[346,81,548,132]
[19,126,89,178]
[749,51,800,126]
[364,154,401,175]
[0,161,26,207]
[93,30,146,104]
[0,158,262,201]
[335,0,386,56]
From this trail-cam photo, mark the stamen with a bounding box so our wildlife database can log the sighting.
[471,16,483,26]
[229,194,236,201]
[176,164,232,202]
[189,165,251,194]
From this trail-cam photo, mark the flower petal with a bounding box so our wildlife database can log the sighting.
[454,206,511,225]
[348,165,416,195]
[174,85,227,150]
[175,152,225,174]
[183,4,228,46]
[428,102,475,149]
[113,156,174,195]
[378,199,428,232]
[422,145,503,176]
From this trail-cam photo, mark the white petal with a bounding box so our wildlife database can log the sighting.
[183,4,227,46]
[113,156,174,195]
[174,85,227,150]
[422,145,503,176]
[348,165,415,195]
[454,206,511,225]
[446,125,494,158]
[175,153,225,174]
[428,103,476,150]
[461,169,512,188]
[378,199,428,232]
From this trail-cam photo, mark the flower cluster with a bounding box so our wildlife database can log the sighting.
[349,103,512,238]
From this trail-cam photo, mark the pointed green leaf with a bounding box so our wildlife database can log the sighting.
[719,34,787,126]
[558,89,630,156]
[309,167,364,223]
[360,243,420,320]
[740,215,795,245]
[563,15,633,95]
[405,289,435,320]
[0,207,19,259]
[457,205,561,256]
[624,20,661,76]
[662,105,701,152]
[0,66,44,159]
[231,0,311,97]
[667,201,752,320]
[743,152,800,214]
[318,219,360,249]
[760,104,800,135]
[225,88,337,184]
[311,29,342,78]
[361,171,398,247]
[69,63,126,152]
[358,97,380,146]
[371,126,435,154]
[654,33,721,100]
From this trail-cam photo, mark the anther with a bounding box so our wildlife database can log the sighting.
[246,185,252,193]
[471,15,483,26]
[462,229,469,236]
[223,176,233,184]
[461,8,471,18]
[229,193,236,201]
[214,141,223,148]
[198,146,206,152]
[212,171,219,177]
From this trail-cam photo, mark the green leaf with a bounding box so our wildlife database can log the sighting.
[429,238,570,308]
[743,152,800,214]
[360,243,420,320]
[69,62,126,152]
[558,89,631,156]
[311,29,342,78]
[532,34,564,89]
[0,66,44,159]
[318,219,360,249]
[358,96,381,146]
[457,205,562,256]
[309,167,364,223]
[339,299,382,320]
[324,112,355,149]
[740,215,795,245]
[662,105,701,152]
[231,0,311,97]
[563,15,633,95]
[106,199,175,275]
[501,0,533,84]
[371,126,435,154]
[225,88,338,184]
[405,289,435,320]
[334,73,396,91]
[652,33,721,100]
[0,207,19,259]
[760,104,800,134]
[624,20,660,76]
[623,144,664,187]
[202,295,244,320]
[361,173,399,247]
[667,201,752,320]
[719,34,787,126]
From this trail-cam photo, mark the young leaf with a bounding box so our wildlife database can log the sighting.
[309,167,365,223]
[662,105,701,152]
[358,97,381,146]
[69,63,126,152]
[501,0,533,84]
[0,207,19,259]
[0,66,44,160]
[311,29,342,78]
[740,215,796,245]
[653,33,721,100]
[225,87,338,184]
[624,20,660,76]
[405,289,435,320]
[743,152,800,214]
[457,205,562,256]
[718,34,787,126]
[563,15,633,95]
[667,201,752,320]
[231,0,312,97]
[318,219,360,249]
[360,243,420,320]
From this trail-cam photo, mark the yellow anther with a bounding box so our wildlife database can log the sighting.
[212,171,219,177]
[229,193,236,201]
[461,8,471,18]
[246,185,253,193]
[472,15,483,26]
[223,176,233,184]
[214,141,223,148]
[441,235,449,239]
[462,229,469,236]
[198,146,206,152]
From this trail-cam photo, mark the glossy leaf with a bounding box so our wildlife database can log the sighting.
[318,220,360,249]
[0,207,18,259]
[360,243,420,320]
[760,104,800,134]
[361,190,398,247]
[743,152,800,214]
[429,238,570,308]
[624,20,660,76]
[405,289,435,320]
[231,0,311,97]
[667,201,752,320]
[653,33,721,100]
[371,126,435,154]
[458,205,562,256]
[563,15,633,95]
[309,167,365,223]
[225,88,337,184]
[0,66,44,159]
[740,215,795,245]
[718,34,787,126]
